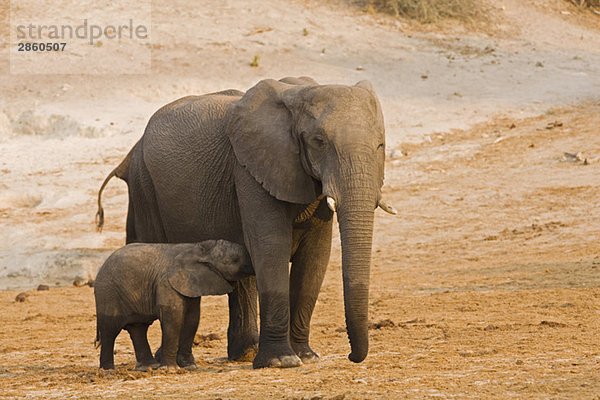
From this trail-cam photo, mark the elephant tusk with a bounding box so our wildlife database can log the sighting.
[378,199,397,215]
[326,196,336,212]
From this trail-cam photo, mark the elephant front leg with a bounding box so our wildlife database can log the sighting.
[158,304,183,370]
[244,233,301,369]
[176,297,201,370]
[290,215,333,363]
[252,259,302,369]
[234,163,301,369]
[227,277,259,361]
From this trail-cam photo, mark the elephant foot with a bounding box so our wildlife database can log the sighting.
[182,363,198,371]
[177,353,197,369]
[135,361,160,372]
[291,342,320,364]
[228,335,259,362]
[154,347,163,362]
[252,343,302,369]
[230,343,258,362]
[157,364,178,373]
[97,367,114,377]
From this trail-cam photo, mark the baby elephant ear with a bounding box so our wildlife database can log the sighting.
[167,249,233,298]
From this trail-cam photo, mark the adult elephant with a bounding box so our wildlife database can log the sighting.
[96,77,396,369]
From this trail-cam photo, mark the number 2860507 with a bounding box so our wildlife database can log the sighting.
[17,42,67,52]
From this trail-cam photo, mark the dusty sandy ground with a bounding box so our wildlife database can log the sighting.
[1,0,600,398]
[2,104,600,398]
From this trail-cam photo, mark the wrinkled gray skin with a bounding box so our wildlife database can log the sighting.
[96,77,390,368]
[94,240,252,371]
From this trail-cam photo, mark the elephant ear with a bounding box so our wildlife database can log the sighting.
[167,248,233,298]
[227,79,319,204]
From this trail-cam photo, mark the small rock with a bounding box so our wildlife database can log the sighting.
[15,292,29,302]
[405,318,426,324]
[563,152,584,162]
[483,324,499,331]
[369,319,396,330]
[73,278,88,287]
[539,320,567,328]
[545,120,563,130]
[193,332,222,345]
[37,284,49,291]
[356,66,364,71]
[389,149,405,159]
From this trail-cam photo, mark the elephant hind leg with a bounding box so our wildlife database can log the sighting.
[126,146,167,244]
[125,323,158,371]
[98,320,121,370]
[227,277,259,362]
[125,200,138,244]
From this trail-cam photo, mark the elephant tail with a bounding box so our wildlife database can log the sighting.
[96,144,136,232]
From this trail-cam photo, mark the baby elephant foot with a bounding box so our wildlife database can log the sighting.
[253,343,302,369]
[157,364,178,373]
[291,342,320,364]
[176,353,197,370]
[97,368,114,377]
[135,361,160,372]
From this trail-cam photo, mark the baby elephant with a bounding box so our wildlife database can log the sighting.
[94,240,252,371]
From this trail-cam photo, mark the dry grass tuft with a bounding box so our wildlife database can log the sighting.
[350,0,486,23]
[567,0,599,7]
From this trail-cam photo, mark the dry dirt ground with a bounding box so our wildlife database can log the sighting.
[2,105,600,399]
[1,0,600,398]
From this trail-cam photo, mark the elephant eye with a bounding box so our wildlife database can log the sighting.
[377,143,384,150]
[311,136,326,149]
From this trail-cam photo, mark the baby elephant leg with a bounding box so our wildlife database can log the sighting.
[159,304,184,370]
[98,322,120,370]
[126,323,159,371]
[176,297,201,370]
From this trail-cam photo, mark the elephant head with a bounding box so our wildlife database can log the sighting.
[227,77,394,362]
[167,240,252,297]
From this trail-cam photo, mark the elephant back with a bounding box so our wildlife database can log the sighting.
[137,91,245,243]
[94,244,165,318]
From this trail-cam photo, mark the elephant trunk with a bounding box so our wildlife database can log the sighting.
[334,169,377,363]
